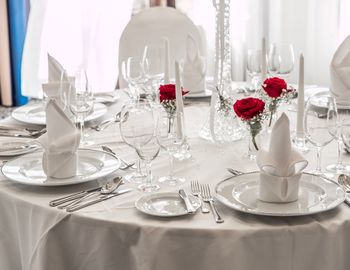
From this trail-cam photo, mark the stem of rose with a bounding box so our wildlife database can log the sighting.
[268,111,273,127]
[252,135,259,151]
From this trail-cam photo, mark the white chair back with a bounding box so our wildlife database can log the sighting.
[118,7,205,88]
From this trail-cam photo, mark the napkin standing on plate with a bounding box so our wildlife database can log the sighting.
[181,34,206,94]
[257,113,308,203]
[330,35,350,101]
[42,54,75,118]
[37,100,80,178]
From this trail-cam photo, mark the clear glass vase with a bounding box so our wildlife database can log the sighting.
[247,128,261,160]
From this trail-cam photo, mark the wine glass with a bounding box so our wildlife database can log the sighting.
[246,49,262,91]
[142,44,164,101]
[156,110,186,185]
[304,93,335,175]
[120,99,160,191]
[268,43,294,78]
[121,57,146,101]
[341,119,350,154]
[68,69,94,146]
[327,99,350,173]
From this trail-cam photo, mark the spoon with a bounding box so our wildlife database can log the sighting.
[101,146,136,170]
[59,177,124,209]
[337,174,350,193]
[91,112,122,131]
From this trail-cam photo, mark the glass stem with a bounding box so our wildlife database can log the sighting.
[169,154,175,178]
[337,139,343,166]
[136,157,142,175]
[79,119,84,143]
[144,160,152,186]
[316,147,322,173]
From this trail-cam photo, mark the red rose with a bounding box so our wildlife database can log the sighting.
[233,97,265,121]
[159,84,188,102]
[262,77,287,98]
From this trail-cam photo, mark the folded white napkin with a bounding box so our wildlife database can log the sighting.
[330,35,350,101]
[42,54,75,118]
[181,34,206,94]
[37,100,80,178]
[257,113,308,202]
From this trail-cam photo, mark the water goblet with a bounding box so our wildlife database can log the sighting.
[68,69,94,146]
[246,49,262,91]
[268,43,295,78]
[304,94,335,175]
[327,99,350,173]
[121,56,146,101]
[156,111,186,185]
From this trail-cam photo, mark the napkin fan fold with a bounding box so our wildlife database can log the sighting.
[257,113,308,202]
[37,100,80,178]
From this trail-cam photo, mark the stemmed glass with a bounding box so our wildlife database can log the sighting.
[156,111,186,185]
[142,44,164,101]
[327,99,350,173]
[268,43,295,78]
[119,99,150,184]
[68,69,94,146]
[304,94,335,175]
[246,49,262,91]
[121,57,146,101]
[120,99,160,191]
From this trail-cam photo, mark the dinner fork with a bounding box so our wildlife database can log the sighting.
[200,184,224,223]
[190,181,210,213]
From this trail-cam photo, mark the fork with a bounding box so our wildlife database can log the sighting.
[191,181,210,213]
[200,184,224,223]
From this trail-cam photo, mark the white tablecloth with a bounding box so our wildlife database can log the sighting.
[0,94,349,270]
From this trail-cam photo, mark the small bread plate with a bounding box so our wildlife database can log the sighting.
[185,89,212,99]
[135,192,201,217]
[215,172,345,216]
[0,139,39,156]
[12,102,107,125]
[1,149,121,186]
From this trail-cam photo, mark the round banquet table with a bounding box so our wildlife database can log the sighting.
[1,91,350,270]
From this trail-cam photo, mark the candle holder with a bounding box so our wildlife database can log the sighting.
[292,133,309,153]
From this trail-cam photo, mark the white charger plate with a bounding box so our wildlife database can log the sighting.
[1,149,120,186]
[0,139,39,157]
[135,192,201,217]
[185,89,212,98]
[215,172,345,216]
[12,102,107,126]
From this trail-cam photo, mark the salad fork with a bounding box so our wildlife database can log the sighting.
[200,184,224,223]
[190,181,210,213]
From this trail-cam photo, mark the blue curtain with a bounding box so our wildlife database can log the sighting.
[7,0,30,106]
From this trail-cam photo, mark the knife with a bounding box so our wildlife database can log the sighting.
[66,188,133,212]
[179,189,195,214]
[49,186,101,207]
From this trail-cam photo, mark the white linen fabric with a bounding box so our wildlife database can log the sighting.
[1,94,350,270]
[37,100,80,178]
[257,113,308,202]
[118,6,204,88]
[330,35,350,101]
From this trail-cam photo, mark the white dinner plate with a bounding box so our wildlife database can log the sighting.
[185,89,212,98]
[135,192,201,217]
[215,172,345,216]
[94,92,120,104]
[306,88,350,110]
[0,139,39,157]
[12,102,107,125]
[1,149,121,186]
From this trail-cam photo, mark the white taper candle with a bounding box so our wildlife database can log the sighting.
[164,38,170,84]
[175,61,184,138]
[261,37,267,81]
[296,54,304,136]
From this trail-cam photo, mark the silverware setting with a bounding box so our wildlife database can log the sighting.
[190,181,210,213]
[101,145,136,170]
[200,184,224,223]
[0,127,46,138]
[179,189,196,214]
[49,176,131,211]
